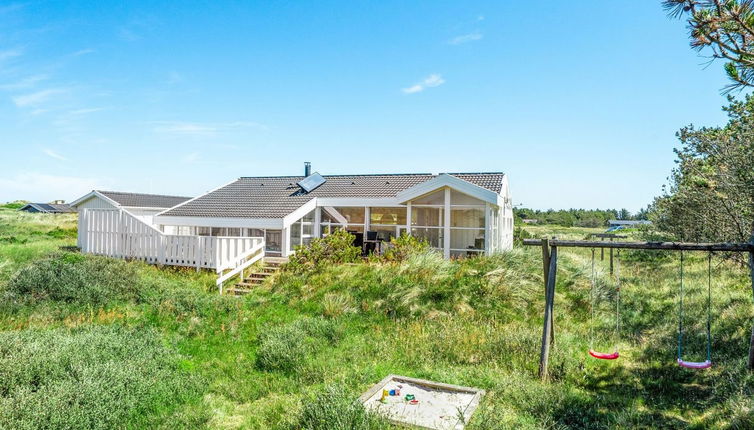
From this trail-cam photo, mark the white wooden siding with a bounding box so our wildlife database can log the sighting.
[76,195,118,210]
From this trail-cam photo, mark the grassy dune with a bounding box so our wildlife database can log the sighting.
[0,207,753,429]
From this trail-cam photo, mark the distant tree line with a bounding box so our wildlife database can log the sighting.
[514,207,648,228]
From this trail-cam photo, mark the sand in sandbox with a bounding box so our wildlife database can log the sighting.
[360,375,484,430]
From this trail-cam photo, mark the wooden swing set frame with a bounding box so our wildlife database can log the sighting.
[522,237,754,381]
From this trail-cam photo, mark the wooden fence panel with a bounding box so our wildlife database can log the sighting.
[78,209,263,270]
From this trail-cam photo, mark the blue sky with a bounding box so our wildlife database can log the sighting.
[0,1,732,211]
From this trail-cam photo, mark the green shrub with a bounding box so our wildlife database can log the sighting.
[256,317,340,372]
[0,236,27,244]
[285,229,361,273]
[381,231,429,262]
[45,227,77,239]
[296,384,386,430]
[513,226,532,245]
[1,201,27,209]
[0,325,201,429]
[4,252,148,305]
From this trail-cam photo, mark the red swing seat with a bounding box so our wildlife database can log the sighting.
[677,359,711,369]
[589,349,619,360]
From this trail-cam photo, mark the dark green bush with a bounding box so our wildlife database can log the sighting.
[45,227,77,239]
[0,325,201,429]
[4,252,148,305]
[513,225,532,245]
[256,317,340,372]
[1,201,27,209]
[296,384,386,430]
[285,229,361,273]
[381,231,429,262]
[0,236,27,244]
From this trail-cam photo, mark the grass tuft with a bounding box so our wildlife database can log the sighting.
[256,317,341,373]
[296,384,387,430]
[0,325,201,429]
[4,252,148,306]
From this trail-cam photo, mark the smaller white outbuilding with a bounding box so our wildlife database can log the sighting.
[70,190,191,226]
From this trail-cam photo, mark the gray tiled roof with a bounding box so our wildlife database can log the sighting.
[160,172,505,219]
[21,203,77,213]
[98,191,192,209]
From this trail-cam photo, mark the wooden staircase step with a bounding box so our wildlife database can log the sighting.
[229,262,283,295]
[236,279,264,286]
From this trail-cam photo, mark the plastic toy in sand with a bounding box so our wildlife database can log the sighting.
[359,374,485,430]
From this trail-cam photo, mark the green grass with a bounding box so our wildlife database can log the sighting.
[0,208,78,282]
[1,208,753,428]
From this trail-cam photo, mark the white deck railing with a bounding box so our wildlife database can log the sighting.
[78,208,264,272]
[215,240,266,293]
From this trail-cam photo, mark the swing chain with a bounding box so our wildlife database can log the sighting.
[707,252,712,363]
[589,248,595,351]
[615,249,621,351]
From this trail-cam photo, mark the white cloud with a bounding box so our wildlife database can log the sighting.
[0,74,49,91]
[72,48,95,56]
[402,84,423,94]
[12,88,68,107]
[68,107,107,115]
[152,121,267,136]
[42,149,67,161]
[402,74,445,94]
[449,32,483,45]
[0,172,105,203]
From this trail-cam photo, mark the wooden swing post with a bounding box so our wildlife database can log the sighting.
[539,242,558,381]
[541,238,554,346]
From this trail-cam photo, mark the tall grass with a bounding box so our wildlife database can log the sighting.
[2,215,754,428]
[0,208,77,282]
[256,317,341,373]
[4,252,146,306]
[0,325,201,429]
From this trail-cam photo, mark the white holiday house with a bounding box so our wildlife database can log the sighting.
[153,166,513,258]
[72,165,513,290]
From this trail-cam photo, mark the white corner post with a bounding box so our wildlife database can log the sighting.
[485,203,492,255]
[406,201,412,236]
[444,187,451,259]
[314,206,322,237]
[282,226,290,257]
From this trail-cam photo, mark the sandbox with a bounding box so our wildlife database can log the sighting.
[359,374,485,430]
